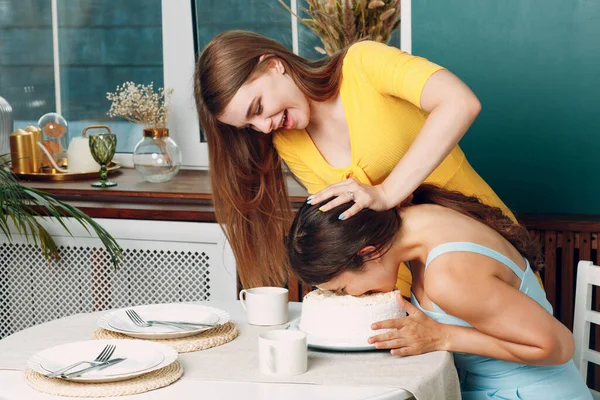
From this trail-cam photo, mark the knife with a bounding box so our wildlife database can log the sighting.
[147,319,219,327]
[59,357,127,379]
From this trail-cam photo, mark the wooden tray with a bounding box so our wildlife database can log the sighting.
[14,162,121,182]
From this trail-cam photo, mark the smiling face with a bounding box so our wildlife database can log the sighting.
[317,252,400,297]
[217,58,311,134]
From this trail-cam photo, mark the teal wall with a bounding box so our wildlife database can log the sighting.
[414,1,600,215]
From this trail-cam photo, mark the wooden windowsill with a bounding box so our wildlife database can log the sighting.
[19,167,310,222]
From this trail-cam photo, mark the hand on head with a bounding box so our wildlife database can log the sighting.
[287,196,401,289]
[307,179,393,220]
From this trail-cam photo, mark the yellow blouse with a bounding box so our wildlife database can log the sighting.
[274,41,518,295]
[274,40,459,190]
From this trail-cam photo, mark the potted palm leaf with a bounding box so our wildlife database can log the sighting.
[0,154,123,268]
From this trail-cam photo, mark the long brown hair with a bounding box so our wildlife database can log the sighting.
[287,184,543,286]
[194,30,347,288]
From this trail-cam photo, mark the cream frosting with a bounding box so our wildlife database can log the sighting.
[299,289,407,344]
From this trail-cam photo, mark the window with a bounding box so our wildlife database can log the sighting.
[178,0,406,167]
[1,1,56,134]
[167,0,298,168]
[0,0,164,156]
[1,0,410,168]
[192,0,293,141]
[194,0,293,54]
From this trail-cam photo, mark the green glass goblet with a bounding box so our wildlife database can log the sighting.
[89,133,117,187]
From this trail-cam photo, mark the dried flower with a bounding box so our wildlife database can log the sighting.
[278,0,401,55]
[368,0,385,9]
[106,82,173,128]
[379,8,396,21]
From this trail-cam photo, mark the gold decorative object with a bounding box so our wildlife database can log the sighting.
[12,161,121,182]
[24,125,44,167]
[11,125,121,182]
[41,120,66,138]
[37,113,68,168]
[9,128,43,174]
[144,128,169,138]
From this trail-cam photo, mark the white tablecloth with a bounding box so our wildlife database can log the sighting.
[0,301,460,400]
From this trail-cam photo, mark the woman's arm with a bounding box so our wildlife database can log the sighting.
[310,70,481,219]
[370,261,574,365]
[378,70,481,209]
[440,323,572,366]
[430,261,574,365]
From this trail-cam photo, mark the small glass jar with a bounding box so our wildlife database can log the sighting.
[133,128,182,183]
[37,112,68,168]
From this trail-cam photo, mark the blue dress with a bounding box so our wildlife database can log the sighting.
[411,242,591,400]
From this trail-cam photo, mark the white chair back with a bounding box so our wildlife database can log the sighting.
[573,260,600,398]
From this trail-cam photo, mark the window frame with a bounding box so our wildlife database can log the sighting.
[158,0,208,169]
[145,0,411,168]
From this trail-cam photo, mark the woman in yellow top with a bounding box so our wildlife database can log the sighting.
[194,30,523,294]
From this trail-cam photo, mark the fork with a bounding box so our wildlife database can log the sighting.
[125,309,198,331]
[45,344,116,378]
[61,357,127,379]
[124,309,217,328]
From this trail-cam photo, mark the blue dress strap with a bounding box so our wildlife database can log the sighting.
[425,242,525,280]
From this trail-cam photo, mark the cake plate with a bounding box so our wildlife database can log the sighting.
[288,318,376,352]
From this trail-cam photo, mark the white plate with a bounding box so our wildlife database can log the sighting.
[99,303,230,339]
[39,341,163,379]
[289,318,376,352]
[28,339,178,383]
[108,306,219,334]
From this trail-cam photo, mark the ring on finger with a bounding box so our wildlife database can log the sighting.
[347,190,354,200]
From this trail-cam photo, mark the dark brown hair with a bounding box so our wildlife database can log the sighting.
[287,184,543,286]
[194,30,348,288]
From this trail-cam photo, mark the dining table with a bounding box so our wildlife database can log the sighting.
[0,300,461,400]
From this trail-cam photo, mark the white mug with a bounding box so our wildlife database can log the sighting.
[258,330,307,377]
[239,287,288,326]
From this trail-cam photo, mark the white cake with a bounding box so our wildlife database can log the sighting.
[299,289,407,344]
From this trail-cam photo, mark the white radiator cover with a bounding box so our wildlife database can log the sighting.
[0,218,237,338]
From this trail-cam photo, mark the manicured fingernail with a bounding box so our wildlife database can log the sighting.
[338,214,345,220]
[306,196,313,204]
[319,207,325,212]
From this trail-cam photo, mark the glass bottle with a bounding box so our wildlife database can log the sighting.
[132,128,181,183]
[0,96,13,155]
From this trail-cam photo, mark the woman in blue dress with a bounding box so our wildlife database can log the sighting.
[287,184,591,399]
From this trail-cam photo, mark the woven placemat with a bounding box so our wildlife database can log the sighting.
[92,322,239,353]
[24,360,183,398]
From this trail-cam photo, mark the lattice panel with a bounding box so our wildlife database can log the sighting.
[0,242,212,339]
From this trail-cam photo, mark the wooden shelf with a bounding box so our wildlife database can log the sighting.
[518,213,600,232]
[19,168,310,221]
